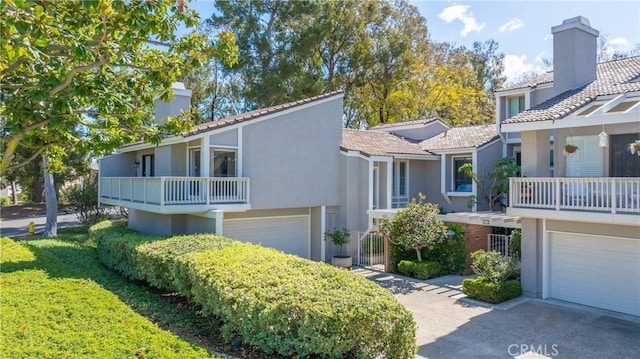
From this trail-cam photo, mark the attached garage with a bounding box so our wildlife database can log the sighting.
[548,232,640,316]
[223,215,310,258]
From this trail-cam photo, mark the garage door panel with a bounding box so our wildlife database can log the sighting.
[549,232,640,316]
[223,216,309,258]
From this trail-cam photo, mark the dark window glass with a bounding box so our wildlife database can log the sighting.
[610,134,640,177]
[454,158,472,192]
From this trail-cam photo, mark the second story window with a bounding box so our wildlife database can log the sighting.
[507,96,525,118]
[453,157,472,192]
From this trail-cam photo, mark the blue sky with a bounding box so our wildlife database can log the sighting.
[184,0,640,83]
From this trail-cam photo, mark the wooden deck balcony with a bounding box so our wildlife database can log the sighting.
[508,177,639,225]
[99,177,250,214]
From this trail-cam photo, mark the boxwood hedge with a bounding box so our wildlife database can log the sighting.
[462,276,522,304]
[91,221,417,358]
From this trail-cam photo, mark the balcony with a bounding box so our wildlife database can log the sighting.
[508,177,639,225]
[99,177,250,214]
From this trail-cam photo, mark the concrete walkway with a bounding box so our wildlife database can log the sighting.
[355,268,640,359]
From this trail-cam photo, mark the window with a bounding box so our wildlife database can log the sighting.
[507,96,525,118]
[210,148,237,177]
[565,136,604,177]
[610,134,640,177]
[392,161,408,207]
[452,157,472,192]
[142,154,154,177]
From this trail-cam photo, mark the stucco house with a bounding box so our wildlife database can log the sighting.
[100,88,344,261]
[498,16,640,316]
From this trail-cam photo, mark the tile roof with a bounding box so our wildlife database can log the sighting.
[369,117,441,130]
[184,91,344,137]
[497,71,554,92]
[503,56,640,124]
[341,129,429,156]
[419,124,500,151]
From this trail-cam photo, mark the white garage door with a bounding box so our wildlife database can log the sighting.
[549,232,640,316]
[223,216,309,258]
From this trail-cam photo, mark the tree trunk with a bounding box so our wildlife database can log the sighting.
[43,157,57,237]
[11,181,18,204]
[415,248,422,262]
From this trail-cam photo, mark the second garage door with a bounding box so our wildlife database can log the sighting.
[223,216,309,258]
[548,232,640,316]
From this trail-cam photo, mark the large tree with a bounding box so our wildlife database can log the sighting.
[1,0,237,236]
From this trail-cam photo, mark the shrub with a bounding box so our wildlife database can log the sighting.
[470,250,518,284]
[509,229,521,260]
[91,220,417,358]
[136,234,233,291]
[175,243,416,358]
[91,220,165,281]
[0,196,11,206]
[63,173,110,225]
[397,260,443,280]
[462,276,522,304]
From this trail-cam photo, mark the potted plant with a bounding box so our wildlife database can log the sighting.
[563,143,579,154]
[325,228,352,268]
[629,140,640,156]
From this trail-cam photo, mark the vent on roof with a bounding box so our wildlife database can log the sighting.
[578,103,604,116]
[606,100,640,113]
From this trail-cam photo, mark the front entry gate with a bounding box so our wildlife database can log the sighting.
[352,231,386,271]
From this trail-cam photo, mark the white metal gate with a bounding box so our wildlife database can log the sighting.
[488,234,512,260]
[352,231,385,271]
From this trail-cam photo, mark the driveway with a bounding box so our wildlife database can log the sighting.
[355,269,640,359]
[0,213,80,238]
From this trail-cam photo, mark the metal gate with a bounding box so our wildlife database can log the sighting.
[352,231,385,271]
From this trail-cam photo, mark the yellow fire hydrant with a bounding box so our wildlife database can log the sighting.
[28,221,35,235]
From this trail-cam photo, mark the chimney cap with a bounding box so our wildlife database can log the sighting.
[551,16,599,37]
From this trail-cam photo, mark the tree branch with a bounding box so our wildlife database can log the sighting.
[4,146,47,173]
[49,60,104,97]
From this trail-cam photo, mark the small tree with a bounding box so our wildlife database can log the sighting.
[458,157,520,211]
[378,194,447,262]
[324,228,350,256]
[63,173,108,225]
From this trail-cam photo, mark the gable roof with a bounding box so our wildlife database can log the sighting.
[184,91,344,137]
[497,71,554,92]
[419,124,500,151]
[369,117,442,130]
[503,56,640,125]
[341,129,429,157]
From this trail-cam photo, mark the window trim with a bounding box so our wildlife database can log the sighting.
[210,147,238,177]
[449,156,473,195]
[507,95,526,118]
[392,160,409,207]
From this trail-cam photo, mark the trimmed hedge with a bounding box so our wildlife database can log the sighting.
[397,260,443,280]
[91,221,417,358]
[462,276,522,304]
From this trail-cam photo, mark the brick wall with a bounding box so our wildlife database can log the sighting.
[446,222,491,274]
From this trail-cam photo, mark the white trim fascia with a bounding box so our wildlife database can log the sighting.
[99,199,251,214]
[546,229,640,242]
[392,154,440,160]
[320,205,326,261]
[340,150,371,161]
[237,126,243,177]
[471,150,478,212]
[440,155,452,204]
[368,160,374,210]
[369,155,393,162]
[501,111,640,132]
[496,87,532,97]
[506,207,640,226]
[115,136,184,153]
[371,119,451,132]
[431,147,476,155]
[223,214,309,222]
[542,218,549,299]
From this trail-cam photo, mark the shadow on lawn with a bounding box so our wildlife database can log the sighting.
[1,234,235,357]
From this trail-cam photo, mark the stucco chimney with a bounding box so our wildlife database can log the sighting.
[154,82,192,125]
[551,16,599,95]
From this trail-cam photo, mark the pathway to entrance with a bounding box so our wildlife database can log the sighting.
[355,268,640,359]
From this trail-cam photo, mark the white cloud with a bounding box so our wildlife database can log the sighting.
[499,18,523,32]
[609,37,629,48]
[503,54,534,81]
[438,5,485,37]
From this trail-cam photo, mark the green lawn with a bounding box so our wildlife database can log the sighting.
[0,227,223,359]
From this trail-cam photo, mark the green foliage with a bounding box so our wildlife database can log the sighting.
[458,157,520,211]
[324,227,350,256]
[470,250,518,284]
[91,220,417,358]
[1,0,238,173]
[390,223,465,275]
[136,234,233,292]
[0,236,217,358]
[397,260,443,280]
[379,194,447,262]
[175,244,416,358]
[509,230,521,261]
[63,173,110,225]
[0,196,10,206]
[462,276,522,304]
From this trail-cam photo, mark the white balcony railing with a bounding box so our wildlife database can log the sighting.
[509,177,640,214]
[99,177,250,206]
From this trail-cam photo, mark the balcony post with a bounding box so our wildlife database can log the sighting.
[205,177,210,205]
[555,178,561,211]
[160,177,165,206]
[611,179,617,214]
